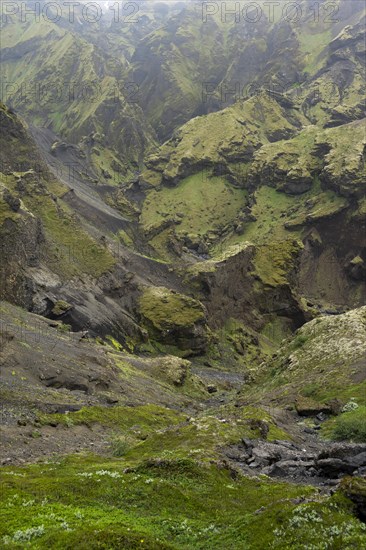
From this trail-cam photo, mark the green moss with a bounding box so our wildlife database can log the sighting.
[212,186,302,254]
[261,317,292,346]
[241,307,366,409]
[141,172,247,243]
[106,335,124,352]
[321,121,366,194]
[0,196,19,225]
[123,404,290,466]
[353,197,366,218]
[142,88,299,191]
[110,434,134,457]
[222,404,290,441]
[116,229,133,248]
[56,322,72,334]
[262,495,366,549]
[213,118,362,254]
[38,404,186,432]
[254,238,303,287]
[291,334,309,350]
[350,256,364,266]
[284,188,348,228]
[299,29,332,73]
[203,317,271,375]
[51,300,72,316]
[139,286,205,331]
[25,194,115,278]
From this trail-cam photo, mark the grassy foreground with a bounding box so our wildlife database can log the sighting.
[2,400,366,549]
[2,454,366,549]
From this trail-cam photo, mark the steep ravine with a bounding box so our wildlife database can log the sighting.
[0,2,366,546]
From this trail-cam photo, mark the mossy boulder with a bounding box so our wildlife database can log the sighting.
[139,286,208,354]
[295,396,332,417]
[149,355,191,387]
[51,300,73,317]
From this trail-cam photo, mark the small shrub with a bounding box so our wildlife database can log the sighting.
[111,435,132,457]
[292,334,308,350]
[302,383,319,397]
[65,415,74,428]
[331,406,366,442]
[52,300,72,316]
[342,398,359,413]
[6,525,45,544]
[57,322,72,333]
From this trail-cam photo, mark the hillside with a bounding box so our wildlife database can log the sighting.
[0,1,365,548]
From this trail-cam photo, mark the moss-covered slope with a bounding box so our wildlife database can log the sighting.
[130,0,366,139]
[0,16,156,180]
[241,306,366,409]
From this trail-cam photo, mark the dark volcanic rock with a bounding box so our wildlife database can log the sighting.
[223,440,366,484]
[316,458,355,477]
[318,444,366,461]
[43,372,90,393]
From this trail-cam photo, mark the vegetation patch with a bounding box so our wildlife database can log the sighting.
[1,456,365,549]
[51,301,72,316]
[139,286,205,331]
[141,172,247,243]
[26,194,115,278]
[324,406,366,443]
[38,404,186,433]
[240,307,366,408]
[254,238,303,287]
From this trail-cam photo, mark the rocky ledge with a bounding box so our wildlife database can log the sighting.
[224,439,366,486]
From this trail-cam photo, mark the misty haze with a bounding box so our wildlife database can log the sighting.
[0,1,365,548]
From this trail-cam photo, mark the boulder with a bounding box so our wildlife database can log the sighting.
[327,398,344,415]
[295,396,332,417]
[224,438,366,483]
[51,300,73,317]
[318,444,366,461]
[347,256,366,281]
[139,286,208,355]
[268,460,315,477]
[151,356,191,387]
[42,369,90,393]
[315,458,355,477]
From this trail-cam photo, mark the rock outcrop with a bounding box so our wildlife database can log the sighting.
[225,439,366,483]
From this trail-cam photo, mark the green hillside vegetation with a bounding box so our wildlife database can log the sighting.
[0,2,366,548]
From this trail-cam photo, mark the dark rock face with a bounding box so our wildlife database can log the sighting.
[3,189,21,212]
[43,371,90,393]
[186,244,307,335]
[159,324,208,356]
[223,439,366,484]
[347,256,366,282]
